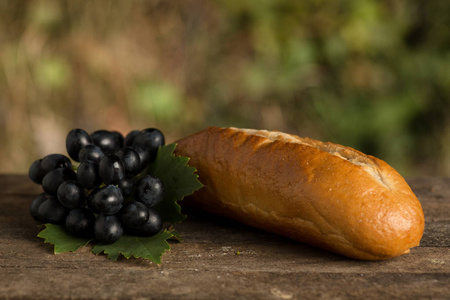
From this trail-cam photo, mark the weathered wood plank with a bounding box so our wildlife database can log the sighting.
[0,175,448,299]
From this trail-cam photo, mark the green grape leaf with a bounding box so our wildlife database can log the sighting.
[169,230,183,242]
[36,143,203,263]
[91,230,174,263]
[37,224,92,254]
[147,143,204,224]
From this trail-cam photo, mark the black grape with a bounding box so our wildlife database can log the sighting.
[91,130,122,155]
[29,159,46,184]
[41,154,72,172]
[118,177,135,198]
[115,148,140,177]
[37,196,68,224]
[124,130,140,147]
[132,128,165,163]
[57,180,85,209]
[65,208,95,238]
[99,154,124,185]
[77,160,101,189]
[42,168,77,195]
[120,201,149,228]
[78,144,105,164]
[90,185,123,215]
[29,154,72,185]
[126,208,162,237]
[135,175,164,208]
[30,193,50,221]
[87,188,101,214]
[132,128,165,149]
[132,146,152,172]
[111,131,124,148]
[95,214,123,244]
[66,129,92,161]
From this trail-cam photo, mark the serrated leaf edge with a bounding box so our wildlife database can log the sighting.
[37,224,92,254]
[90,230,174,264]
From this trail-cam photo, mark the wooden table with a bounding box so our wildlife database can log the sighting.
[1,175,448,299]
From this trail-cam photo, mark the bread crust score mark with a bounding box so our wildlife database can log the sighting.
[174,127,425,260]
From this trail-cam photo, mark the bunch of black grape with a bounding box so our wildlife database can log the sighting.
[29,128,166,244]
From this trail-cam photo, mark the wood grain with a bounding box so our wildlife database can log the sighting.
[0,175,448,299]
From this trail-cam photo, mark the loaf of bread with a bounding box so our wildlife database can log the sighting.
[174,127,424,260]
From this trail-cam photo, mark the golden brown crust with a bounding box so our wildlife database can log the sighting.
[174,127,425,260]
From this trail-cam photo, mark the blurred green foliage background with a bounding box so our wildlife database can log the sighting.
[0,0,449,176]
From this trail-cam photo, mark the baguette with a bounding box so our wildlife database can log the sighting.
[174,127,424,260]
